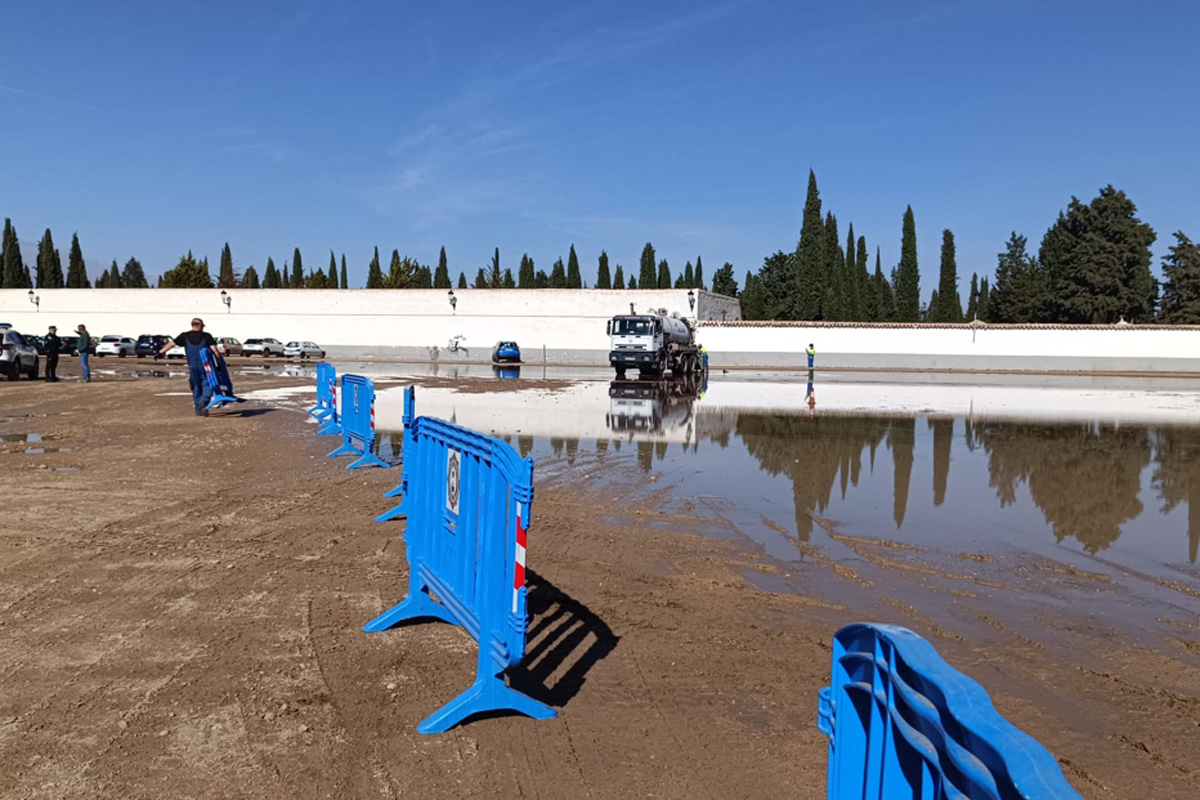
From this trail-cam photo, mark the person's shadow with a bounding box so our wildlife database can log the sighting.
[506,569,619,708]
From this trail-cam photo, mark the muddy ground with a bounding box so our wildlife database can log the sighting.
[0,362,1197,799]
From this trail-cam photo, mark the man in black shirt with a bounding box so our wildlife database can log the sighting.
[44,325,61,382]
[159,318,223,416]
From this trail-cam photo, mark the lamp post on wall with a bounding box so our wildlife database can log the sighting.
[687,289,695,314]
[448,289,457,314]
[220,289,231,313]
[28,290,39,311]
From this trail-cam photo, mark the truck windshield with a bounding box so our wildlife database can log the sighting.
[613,318,653,336]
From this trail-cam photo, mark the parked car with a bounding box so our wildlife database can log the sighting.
[215,337,243,357]
[491,341,522,364]
[165,344,186,359]
[243,338,284,357]
[96,335,136,357]
[33,335,78,357]
[0,326,40,380]
[283,341,325,359]
[136,334,173,358]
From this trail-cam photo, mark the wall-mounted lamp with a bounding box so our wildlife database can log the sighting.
[28,290,40,311]
[220,289,231,312]
[448,289,457,313]
[687,289,695,313]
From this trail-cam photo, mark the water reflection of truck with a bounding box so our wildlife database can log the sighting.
[607,310,703,379]
[606,374,700,440]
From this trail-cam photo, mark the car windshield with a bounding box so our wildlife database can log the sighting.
[613,318,653,336]
[245,339,262,344]
[101,336,120,342]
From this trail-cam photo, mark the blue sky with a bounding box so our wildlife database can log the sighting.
[2,0,1197,293]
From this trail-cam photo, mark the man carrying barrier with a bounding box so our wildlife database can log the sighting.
[364,386,555,734]
[157,318,224,416]
[199,350,245,412]
[327,374,389,469]
[819,623,1082,799]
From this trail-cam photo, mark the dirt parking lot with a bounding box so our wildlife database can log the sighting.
[0,364,1197,799]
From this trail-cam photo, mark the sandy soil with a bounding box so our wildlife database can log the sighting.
[0,361,1197,799]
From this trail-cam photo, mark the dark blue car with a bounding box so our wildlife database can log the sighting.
[491,341,521,364]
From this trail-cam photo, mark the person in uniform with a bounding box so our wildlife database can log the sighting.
[158,318,223,416]
[44,325,61,382]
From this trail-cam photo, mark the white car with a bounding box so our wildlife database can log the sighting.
[95,335,136,357]
[165,344,185,359]
[243,337,283,357]
[283,341,326,359]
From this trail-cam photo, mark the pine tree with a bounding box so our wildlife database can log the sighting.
[694,255,704,290]
[433,247,451,288]
[711,262,738,296]
[488,248,502,288]
[990,232,1045,323]
[307,268,330,289]
[366,247,384,288]
[159,251,213,288]
[457,272,468,289]
[290,248,304,288]
[683,261,694,288]
[2,219,30,288]
[263,257,280,288]
[549,257,567,288]
[242,266,260,288]
[340,254,348,289]
[639,243,656,288]
[894,206,920,321]
[613,264,625,289]
[1040,185,1157,323]
[519,254,535,288]
[328,251,339,288]
[1158,232,1200,323]
[217,242,236,288]
[966,273,980,320]
[596,251,611,289]
[473,267,488,288]
[657,258,671,289]
[794,170,825,319]
[933,229,962,322]
[121,257,148,288]
[566,245,582,288]
[385,251,414,288]
[66,232,90,288]
[36,229,65,288]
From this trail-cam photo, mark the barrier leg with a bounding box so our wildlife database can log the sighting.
[382,482,405,498]
[417,647,556,734]
[375,498,406,522]
[364,581,457,632]
[347,450,390,470]
[317,420,341,436]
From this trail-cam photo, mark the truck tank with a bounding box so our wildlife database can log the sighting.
[660,315,693,348]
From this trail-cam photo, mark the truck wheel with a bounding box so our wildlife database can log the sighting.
[615,368,626,379]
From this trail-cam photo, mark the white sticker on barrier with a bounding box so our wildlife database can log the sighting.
[446,448,461,515]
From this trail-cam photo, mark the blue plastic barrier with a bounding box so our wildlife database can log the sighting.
[200,350,245,411]
[376,386,416,522]
[309,362,335,420]
[819,624,1082,800]
[328,375,389,469]
[317,364,341,436]
[364,388,555,733]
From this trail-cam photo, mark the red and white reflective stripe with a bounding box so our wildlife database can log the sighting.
[370,402,376,432]
[512,504,527,614]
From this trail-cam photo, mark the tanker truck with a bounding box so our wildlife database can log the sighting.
[606,309,704,379]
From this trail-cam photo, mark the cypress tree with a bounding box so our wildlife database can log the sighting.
[263,257,280,288]
[433,246,451,288]
[934,229,963,322]
[793,170,825,319]
[414,264,432,288]
[596,251,611,289]
[502,268,516,289]
[856,236,870,322]
[1160,233,1200,324]
[822,213,845,320]
[628,276,637,289]
[566,244,582,288]
[894,206,920,321]
[990,232,1045,323]
[457,272,468,289]
[694,255,704,291]
[473,267,488,288]
[488,248,502,288]
[613,264,625,289]
[519,254,535,288]
[218,243,236,288]
[2,219,30,288]
[639,243,656,288]
[107,260,122,288]
[340,254,348,289]
[385,251,413,288]
[845,224,863,320]
[549,257,567,288]
[875,248,896,321]
[308,268,330,289]
[683,261,694,288]
[37,229,65,288]
[674,272,686,289]
[282,261,291,288]
[242,266,260,288]
[290,248,304,288]
[328,251,339,288]
[740,272,766,320]
[366,247,384,288]
[66,233,90,288]
[657,258,671,289]
[534,269,549,289]
[121,257,148,288]
[966,273,980,320]
[978,277,990,321]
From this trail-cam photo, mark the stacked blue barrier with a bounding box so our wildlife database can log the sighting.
[375,386,415,522]
[317,365,341,436]
[199,350,245,411]
[328,375,390,470]
[365,386,554,734]
[309,362,336,421]
[819,623,1083,800]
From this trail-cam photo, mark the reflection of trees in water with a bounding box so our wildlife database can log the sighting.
[735,415,893,540]
[518,435,534,459]
[930,418,952,507]
[889,419,915,528]
[976,422,1149,554]
[637,441,653,473]
[1152,428,1200,564]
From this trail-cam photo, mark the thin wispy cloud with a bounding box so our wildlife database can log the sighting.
[0,83,99,111]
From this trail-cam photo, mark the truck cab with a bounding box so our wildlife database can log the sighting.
[607,315,664,378]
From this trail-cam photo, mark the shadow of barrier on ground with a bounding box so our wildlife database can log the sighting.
[199,350,246,412]
[819,623,1083,799]
[364,387,559,733]
[328,374,390,470]
[309,361,336,421]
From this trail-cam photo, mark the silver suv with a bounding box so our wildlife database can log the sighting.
[0,327,40,380]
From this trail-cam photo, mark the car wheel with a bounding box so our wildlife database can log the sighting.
[118,350,126,358]
[5,365,18,381]
[300,352,306,359]
[27,358,39,380]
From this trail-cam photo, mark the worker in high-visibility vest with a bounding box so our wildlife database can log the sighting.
[699,344,709,371]
[806,343,815,370]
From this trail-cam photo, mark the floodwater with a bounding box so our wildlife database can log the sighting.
[371,370,1200,632]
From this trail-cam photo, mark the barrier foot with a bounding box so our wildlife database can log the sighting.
[317,422,341,436]
[347,451,391,470]
[417,675,557,735]
[310,407,330,420]
[364,589,457,632]
[382,483,405,498]
[328,443,360,458]
[374,498,405,522]
[206,394,245,411]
